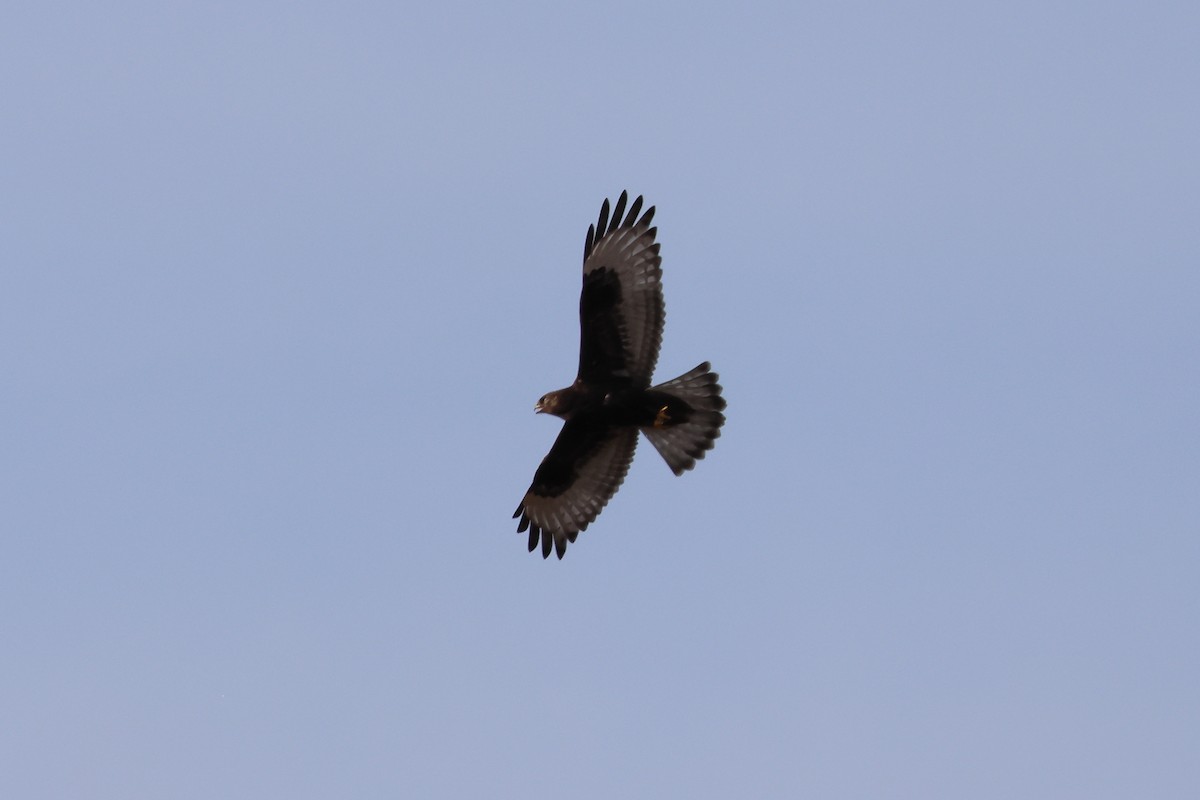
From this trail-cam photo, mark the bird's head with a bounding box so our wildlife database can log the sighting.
[535,389,572,419]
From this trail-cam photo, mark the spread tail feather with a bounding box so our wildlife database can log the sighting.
[642,362,726,476]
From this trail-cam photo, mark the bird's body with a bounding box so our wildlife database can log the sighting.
[537,381,688,427]
[514,192,725,558]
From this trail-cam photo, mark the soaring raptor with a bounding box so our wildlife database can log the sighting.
[514,192,726,558]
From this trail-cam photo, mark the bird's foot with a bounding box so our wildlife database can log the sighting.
[654,405,671,428]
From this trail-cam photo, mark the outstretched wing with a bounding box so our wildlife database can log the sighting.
[513,419,638,559]
[577,191,664,387]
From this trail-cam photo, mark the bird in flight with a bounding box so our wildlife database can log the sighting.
[514,192,726,559]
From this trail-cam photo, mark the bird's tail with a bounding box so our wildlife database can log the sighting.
[643,362,726,476]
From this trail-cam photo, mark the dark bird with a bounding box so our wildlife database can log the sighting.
[514,191,726,559]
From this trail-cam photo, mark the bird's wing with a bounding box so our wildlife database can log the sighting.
[514,419,638,559]
[577,191,664,387]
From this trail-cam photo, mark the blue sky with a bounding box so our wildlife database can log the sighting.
[3,2,1197,797]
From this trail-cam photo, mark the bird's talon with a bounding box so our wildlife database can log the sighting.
[654,405,671,428]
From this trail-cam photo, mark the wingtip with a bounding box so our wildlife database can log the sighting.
[584,223,596,261]
[596,197,611,240]
[611,192,628,234]
[626,194,644,227]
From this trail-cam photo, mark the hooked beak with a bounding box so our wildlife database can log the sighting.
[534,400,545,413]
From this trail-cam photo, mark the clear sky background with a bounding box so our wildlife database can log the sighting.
[2,2,1197,797]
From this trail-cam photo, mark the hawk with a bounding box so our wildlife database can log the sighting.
[514,191,726,558]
